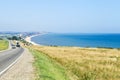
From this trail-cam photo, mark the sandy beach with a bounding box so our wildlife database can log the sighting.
[25,34,40,45]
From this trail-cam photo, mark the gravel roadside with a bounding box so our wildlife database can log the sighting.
[0,48,35,80]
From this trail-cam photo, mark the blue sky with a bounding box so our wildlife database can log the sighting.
[0,0,120,33]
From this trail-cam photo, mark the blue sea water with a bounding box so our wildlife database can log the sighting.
[31,33,120,48]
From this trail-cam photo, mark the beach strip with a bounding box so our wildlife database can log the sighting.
[25,35,40,45]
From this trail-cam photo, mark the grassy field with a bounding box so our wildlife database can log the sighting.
[30,46,120,80]
[0,40,9,51]
[30,48,70,80]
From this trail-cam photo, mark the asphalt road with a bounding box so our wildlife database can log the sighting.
[0,41,24,75]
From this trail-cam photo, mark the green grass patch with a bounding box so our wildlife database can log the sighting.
[30,49,70,80]
[0,40,9,51]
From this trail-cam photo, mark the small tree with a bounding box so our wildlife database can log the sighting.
[7,37,12,40]
[12,36,18,40]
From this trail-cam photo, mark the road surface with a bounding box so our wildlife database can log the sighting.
[0,41,24,75]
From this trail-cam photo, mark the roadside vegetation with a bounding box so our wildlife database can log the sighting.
[29,48,70,80]
[0,40,9,51]
[31,46,120,80]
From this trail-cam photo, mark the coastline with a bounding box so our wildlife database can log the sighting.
[25,33,120,48]
[25,34,40,46]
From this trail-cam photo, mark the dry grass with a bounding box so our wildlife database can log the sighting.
[31,46,120,80]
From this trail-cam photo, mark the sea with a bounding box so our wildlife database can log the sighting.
[31,33,120,48]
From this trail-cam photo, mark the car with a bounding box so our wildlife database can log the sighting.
[16,42,21,47]
[12,45,16,49]
[16,44,20,47]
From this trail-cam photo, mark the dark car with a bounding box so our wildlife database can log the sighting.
[16,44,20,47]
[16,42,21,47]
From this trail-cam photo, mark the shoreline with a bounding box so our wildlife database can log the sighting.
[25,34,41,46]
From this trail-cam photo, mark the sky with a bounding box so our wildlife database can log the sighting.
[0,0,120,33]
